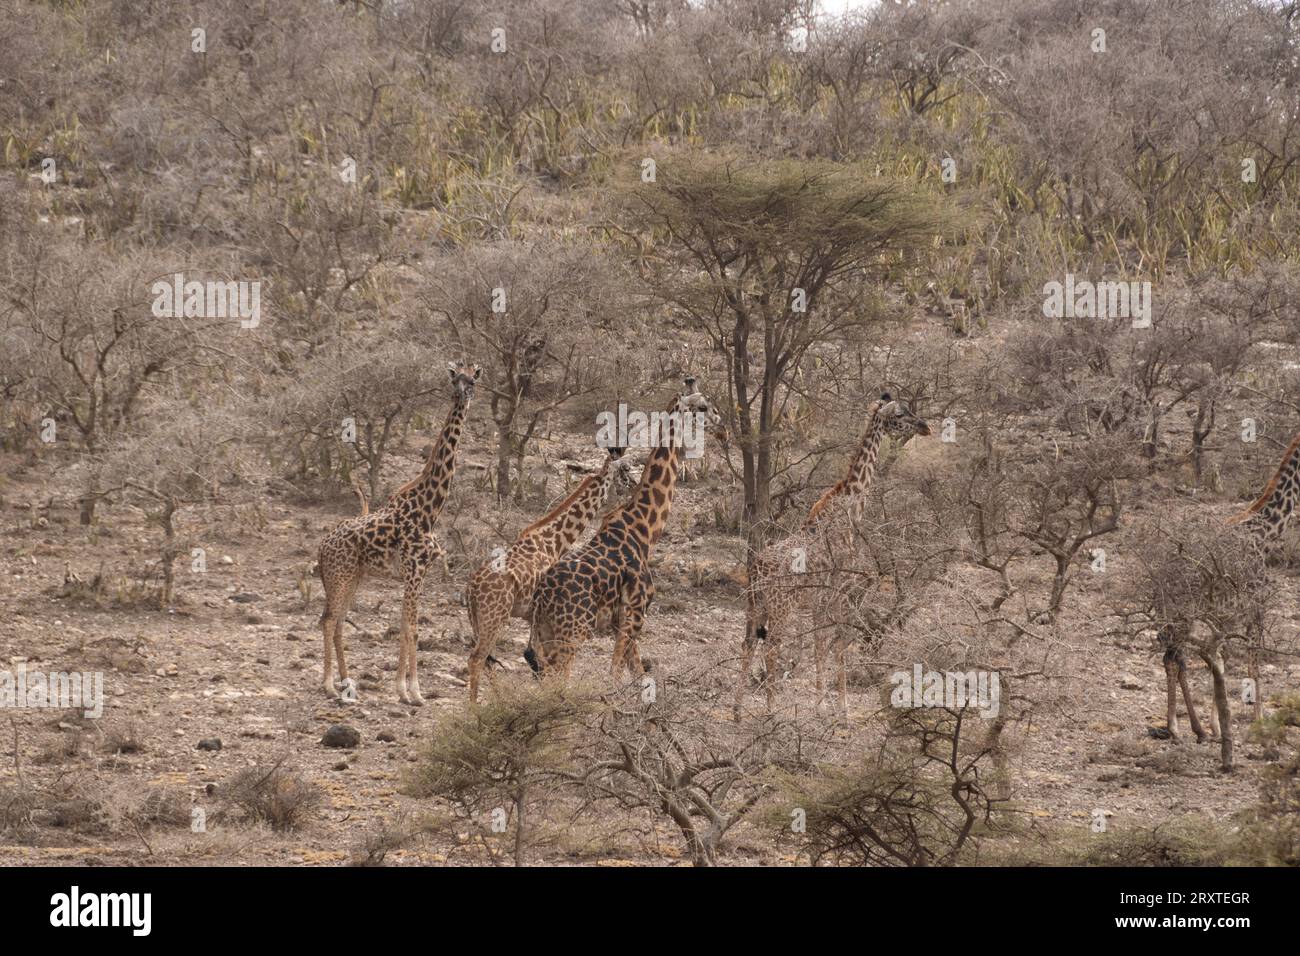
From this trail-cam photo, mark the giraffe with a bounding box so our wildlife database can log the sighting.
[316,362,481,705]
[1159,429,1299,743]
[465,446,636,704]
[525,377,722,681]
[733,394,931,721]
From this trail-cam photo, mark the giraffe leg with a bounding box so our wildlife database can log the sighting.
[403,592,424,706]
[1248,624,1263,722]
[541,624,585,683]
[1205,660,1221,740]
[321,608,337,698]
[320,565,355,698]
[559,635,584,681]
[835,642,849,720]
[394,617,411,705]
[1163,653,1181,739]
[398,555,430,706]
[733,621,759,722]
[467,610,506,706]
[611,574,649,683]
[331,578,358,700]
[1206,648,1232,770]
[761,632,780,713]
[1176,661,1206,742]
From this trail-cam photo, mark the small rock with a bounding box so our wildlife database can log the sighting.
[229,592,260,604]
[321,724,361,749]
[220,555,234,565]
[196,738,222,752]
[332,761,349,771]
[1119,675,1144,690]
[377,730,396,743]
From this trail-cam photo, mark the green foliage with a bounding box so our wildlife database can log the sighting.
[404,681,596,809]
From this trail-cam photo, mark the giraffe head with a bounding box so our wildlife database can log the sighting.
[447,362,482,403]
[672,375,724,453]
[875,393,930,440]
[607,446,639,493]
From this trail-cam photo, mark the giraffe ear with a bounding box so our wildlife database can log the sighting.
[880,392,892,402]
[447,362,458,379]
[683,375,697,393]
[472,365,482,380]
[607,446,626,459]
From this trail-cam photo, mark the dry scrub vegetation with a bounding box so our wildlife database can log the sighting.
[1,0,1300,867]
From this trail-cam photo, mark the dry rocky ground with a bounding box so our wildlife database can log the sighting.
[3,345,1299,867]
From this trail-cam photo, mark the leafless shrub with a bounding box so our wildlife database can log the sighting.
[566,669,823,867]
[101,721,147,756]
[348,812,442,867]
[222,760,322,833]
[765,705,1004,866]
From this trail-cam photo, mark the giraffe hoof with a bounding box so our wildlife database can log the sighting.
[407,692,425,707]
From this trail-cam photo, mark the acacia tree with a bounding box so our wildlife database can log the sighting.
[276,332,447,500]
[612,152,949,554]
[88,402,250,607]
[4,244,230,522]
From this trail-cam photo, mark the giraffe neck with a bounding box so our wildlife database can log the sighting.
[609,399,687,550]
[1232,431,1300,542]
[390,393,469,524]
[519,461,616,557]
[802,407,887,531]
[551,465,617,550]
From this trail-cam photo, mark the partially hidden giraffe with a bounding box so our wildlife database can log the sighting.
[1159,429,1299,742]
[526,377,723,681]
[465,446,636,704]
[733,394,931,721]
[317,362,481,705]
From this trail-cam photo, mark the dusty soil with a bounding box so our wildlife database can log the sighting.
[3,384,1299,867]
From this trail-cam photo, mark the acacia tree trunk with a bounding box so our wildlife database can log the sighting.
[160,499,178,609]
[1191,399,1215,482]
[732,315,783,561]
[491,393,519,502]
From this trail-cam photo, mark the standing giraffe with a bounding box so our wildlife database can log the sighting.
[733,394,931,721]
[465,447,636,703]
[526,377,722,681]
[1160,429,1299,742]
[317,362,481,705]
